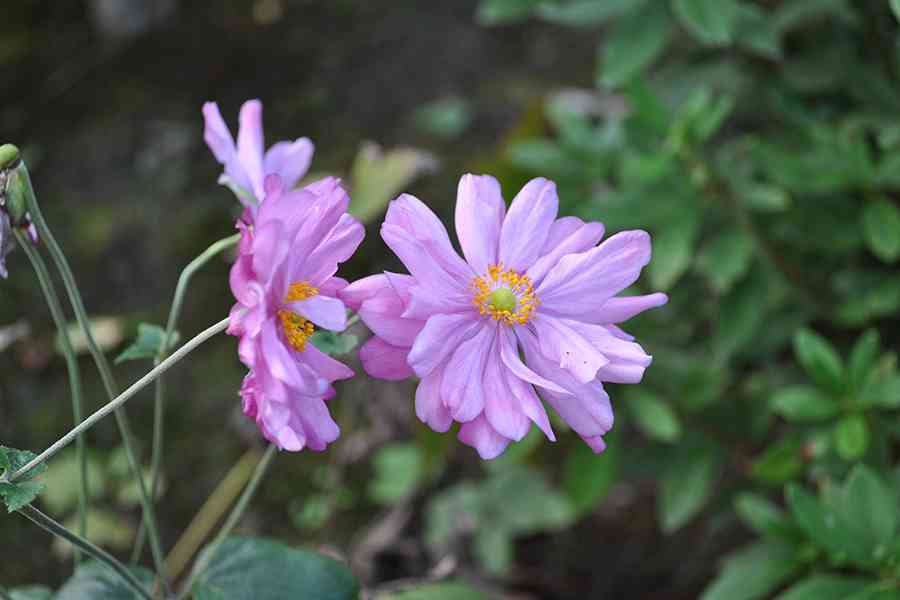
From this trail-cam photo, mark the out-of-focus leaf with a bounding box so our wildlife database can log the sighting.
[309,330,359,356]
[377,581,489,600]
[56,562,153,600]
[733,492,794,540]
[841,465,898,553]
[192,537,358,600]
[628,391,682,442]
[54,509,133,558]
[39,449,106,514]
[714,267,769,358]
[700,542,799,600]
[892,0,900,22]
[563,430,620,515]
[413,97,472,139]
[734,4,782,59]
[837,277,900,326]
[672,0,741,46]
[290,494,333,531]
[848,329,880,392]
[860,198,900,263]
[64,317,125,356]
[771,0,859,33]
[476,0,544,24]
[793,329,845,394]
[8,586,54,600]
[696,228,754,293]
[115,323,177,364]
[751,437,804,485]
[739,184,790,212]
[537,0,649,26]
[775,575,870,600]
[647,202,701,290]
[833,414,869,460]
[349,142,437,223]
[368,443,425,505]
[597,2,673,88]
[771,385,839,423]
[659,448,715,533]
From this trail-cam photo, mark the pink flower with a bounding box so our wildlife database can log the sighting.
[341,175,666,459]
[228,174,364,451]
[203,99,314,215]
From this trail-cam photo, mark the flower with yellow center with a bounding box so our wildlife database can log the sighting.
[278,281,319,352]
[471,263,538,326]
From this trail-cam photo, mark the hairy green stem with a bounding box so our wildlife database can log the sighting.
[18,504,153,600]
[14,229,89,564]
[132,233,240,565]
[177,444,278,599]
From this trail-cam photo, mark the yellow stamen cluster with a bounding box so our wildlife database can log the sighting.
[471,263,538,326]
[278,281,320,352]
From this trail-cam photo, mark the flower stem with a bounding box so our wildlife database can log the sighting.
[10,316,230,482]
[132,232,240,565]
[177,444,278,599]
[13,229,89,565]
[18,504,153,600]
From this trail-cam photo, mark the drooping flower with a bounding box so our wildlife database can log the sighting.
[203,99,314,215]
[341,174,666,458]
[228,174,364,451]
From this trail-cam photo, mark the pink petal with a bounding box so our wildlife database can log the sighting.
[237,99,266,199]
[359,336,415,380]
[584,435,607,453]
[264,138,314,190]
[354,278,424,348]
[402,284,474,321]
[302,343,355,382]
[440,324,495,422]
[500,327,569,394]
[407,313,481,377]
[541,216,585,254]
[455,174,505,274]
[483,351,531,441]
[499,178,559,272]
[595,293,669,324]
[527,220,605,284]
[537,230,652,321]
[293,294,347,331]
[300,214,366,286]
[508,371,555,441]
[532,315,609,384]
[318,276,349,297]
[458,415,511,460]
[415,363,453,432]
[202,101,236,164]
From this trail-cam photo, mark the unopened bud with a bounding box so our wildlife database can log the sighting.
[3,166,31,226]
[0,144,19,170]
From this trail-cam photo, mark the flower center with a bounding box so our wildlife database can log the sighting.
[471,264,538,325]
[278,281,319,352]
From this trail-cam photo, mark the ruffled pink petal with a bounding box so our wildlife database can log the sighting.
[541,216,585,254]
[407,313,481,378]
[595,293,668,324]
[359,336,415,380]
[455,174,505,275]
[264,138,314,190]
[339,273,391,311]
[236,99,266,199]
[537,230,652,322]
[302,343,355,382]
[318,276,349,297]
[440,324,494,422]
[415,363,453,432]
[499,178,559,272]
[527,220,605,284]
[352,276,424,348]
[300,214,365,286]
[532,314,609,384]
[483,350,531,441]
[402,284,473,320]
[508,371,555,441]
[288,393,341,451]
[458,415,511,459]
[500,327,569,394]
[293,294,347,331]
[202,102,236,164]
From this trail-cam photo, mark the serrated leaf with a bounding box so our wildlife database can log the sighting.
[309,330,359,356]
[349,142,437,223]
[0,480,45,512]
[833,414,869,460]
[672,0,741,46]
[700,542,798,600]
[659,449,715,533]
[0,446,46,512]
[629,391,682,442]
[860,198,900,263]
[115,323,177,364]
[192,536,358,600]
[597,1,673,88]
[793,329,845,394]
[56,562,153,600]
[771,385,839,422]
[775,574,869,600]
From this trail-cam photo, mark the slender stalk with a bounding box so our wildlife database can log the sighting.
[178,444,278,599]
[17,165,171,592]
[10,317,231,482]
[14,229,89,563]
[18,504,153,600]
[133,233,240,564]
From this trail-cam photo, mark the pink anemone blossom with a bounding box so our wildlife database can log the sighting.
[341,174,666,459]
[203,99,314,216]
[228,173,364,451]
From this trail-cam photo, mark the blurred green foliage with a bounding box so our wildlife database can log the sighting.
[469,0,900,596]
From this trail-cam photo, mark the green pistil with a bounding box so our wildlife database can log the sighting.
[488,287,517,312]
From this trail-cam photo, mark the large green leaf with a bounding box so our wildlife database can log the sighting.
[793,329,845,394]
[700,542,799,600]
[56,562,153,600]
[659,449,716,533]
[192,537,358,600]
[840,465,898,555]
[628,391,682,442]
[672,0,741,46]
[597,2,673,88]
[770,385,839,423]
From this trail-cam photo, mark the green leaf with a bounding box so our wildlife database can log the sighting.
[841,465,898,553]
[700,542,799,600]
[848,329,880,392]
[891,0,900,22]
[775,575,870,600]
[56,562,153,600]
[833,414,869,460]
[39,449,106,514]
[378,581,490,600]
[696,228,754,293]
[413,97,472,139]
[750,437,804,485]
[0,480,44,512]
[114,323,176,364]
[659,450,715,533]
[734,4,782,59]
[734,492,792,539]
[860,198,900,263]
[647,203,701,290]
[771,385,839,422]
[793,329,845,393]
[628,391,682,442]
[597,2,673,88]
[771,0,859,33]
[537,0,649,27]
[349,143,436,223]
[475,0,544,25]
[309,330,359,356]
[7,586,54,600]
[0,446,47,513]
[192,537,358,600]
[672,0,741,46]
[786,483,867,564]
[368,443,425,505]
[563,433,620,515]
[740,184,791,212]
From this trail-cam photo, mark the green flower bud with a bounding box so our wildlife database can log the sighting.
[3,166,31,226]
[0,144,20,170]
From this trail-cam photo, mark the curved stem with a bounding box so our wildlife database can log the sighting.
[177,444,278,599]
[18,504,152,600]
[133,233,240,565]
[14,229,89,563]
[10,317,231,482]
